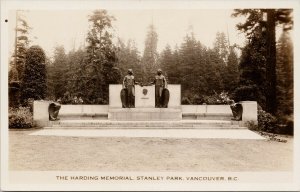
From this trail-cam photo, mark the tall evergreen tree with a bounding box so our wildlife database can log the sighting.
[65,48,87,99]
[276,31,293,117]
[13,11,31,83]
[213,31,229,63]
[141,24,159,82]
[223,47,239,92]
[233,29,267,106]
[51,46,68,100]
[84,10,121,104]
[45,57,54,100]
[159,44,174,83]
[205,48,223,94]
[232,9,292,114]
[265,9,277,114]
[178,33,200,95]
[116,39,142,82]
[21,45,46,103]
[9,60,19,83]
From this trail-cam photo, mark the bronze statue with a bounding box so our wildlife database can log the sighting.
[150,69,169,108]
[48,101,61,121]
[122,69,138,108]
[230,102,243,121]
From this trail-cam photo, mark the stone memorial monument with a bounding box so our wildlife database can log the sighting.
[32,69,257,127]
[109,83,181,121]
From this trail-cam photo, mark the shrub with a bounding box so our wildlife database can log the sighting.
[246,121,259,132]
[9,107,33,128]
[276,115,293,135]
[258,109,277,132]
[22,98,34,112]
[202,91,233,105]
[191,94,204,104]
[233,84,261,102]
[248,109,277,133]
[182,96,192,104]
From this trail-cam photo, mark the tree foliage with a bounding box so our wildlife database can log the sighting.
[159,32,239,103]
[223,47,239,92]
[116,39,142,82]
[46,24,240,105]
[13,11,31,83]
[21,45,46,103]
[141,24,159,82]
[276,31,293,117]
[232,9,293,115]
[46,10,121,104]
[84,10,121,104]
[47,46,69,100]
[213,32,229,63]
[233,28,267,106]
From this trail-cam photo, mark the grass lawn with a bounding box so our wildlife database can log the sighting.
[9,129,293,171]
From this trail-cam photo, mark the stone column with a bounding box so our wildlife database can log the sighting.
[239,101,258,126]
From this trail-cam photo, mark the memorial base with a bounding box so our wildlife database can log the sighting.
[108,108,182,121]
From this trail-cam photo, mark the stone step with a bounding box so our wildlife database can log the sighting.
[45,126,247,129]
[108,108,182,121]
[58,113,233,120]
[49,120,242,128]
[58,115,233,121]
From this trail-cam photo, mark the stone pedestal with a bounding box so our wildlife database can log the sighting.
[135,86,155,108]
[109,84,181,108]
[239,101,258,125]
[108,84,182,121]
[33,100,51,127]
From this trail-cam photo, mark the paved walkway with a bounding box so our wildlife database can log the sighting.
[30,129,265,140]
[9,130,292,171]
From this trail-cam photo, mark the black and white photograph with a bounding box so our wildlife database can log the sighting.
[1,0,299,191]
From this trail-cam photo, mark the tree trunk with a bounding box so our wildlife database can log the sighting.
[266,9,277,115]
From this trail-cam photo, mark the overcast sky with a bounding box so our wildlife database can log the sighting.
[9,9,247,58]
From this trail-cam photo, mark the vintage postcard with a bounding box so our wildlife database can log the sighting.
[1,0,300,191]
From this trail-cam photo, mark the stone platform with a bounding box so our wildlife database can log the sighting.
[30,129,265,139]
[108,107,182,121]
